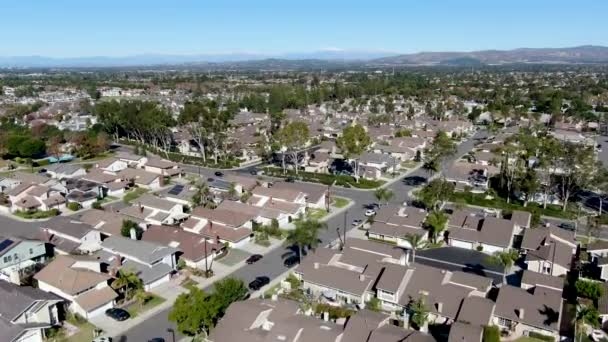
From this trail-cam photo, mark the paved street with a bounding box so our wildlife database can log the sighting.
[115,130,485,341]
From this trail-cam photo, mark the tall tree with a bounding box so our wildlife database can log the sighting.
[168,287,220,337]
[402,233,427,262]
[556,143,597,211]
[275,121,310,175]
[286,217,327,262]
[336,124,371,181]
[112,269,143,300]
[423,131,456,174]
[416,178,455,211]
[374,188,395,206]
[423,210,448,244]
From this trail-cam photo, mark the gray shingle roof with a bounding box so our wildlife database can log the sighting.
[101,235,178,265]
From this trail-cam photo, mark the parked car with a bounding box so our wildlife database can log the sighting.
[248,276,270,291]
[246,254,263,264]
[105,308,130,321]
[283,255,299,267]
[591,330,605,342]
[285,176,296,182]
[365,209,376,217]
[148,339,165,342]
[352,219,363,226]
[559,222,576,231]
[92,338,112,342]
[214,171,224,177]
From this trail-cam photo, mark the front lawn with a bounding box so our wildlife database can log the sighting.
[14,208,59,219]
[450,191,577,221]
[331,197,350,208]
[307,208,328,220]
[263,167,385,189]
[180,277,198,291]
[124,293,166,318]
[123,187,148,204]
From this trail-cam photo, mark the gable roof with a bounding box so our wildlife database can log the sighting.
[34,255,110,295]
[494,285,563,332]
[101,235,178,265]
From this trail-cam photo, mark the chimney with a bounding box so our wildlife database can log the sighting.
[436,302,443,313]
[518,308,525,319]
[314,262,319,269]
[129,227,137,240]
[359,273,365,281]
[111,253,122,277]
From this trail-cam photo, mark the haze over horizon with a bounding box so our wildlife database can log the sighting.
[1,0,606,58]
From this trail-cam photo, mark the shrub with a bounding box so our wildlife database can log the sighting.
[67,202,81,211]
[576,279,604,301]
[92,201,103,210]
[482,325,500,342]
[529,332,555,342]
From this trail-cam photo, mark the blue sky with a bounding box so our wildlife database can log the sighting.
[1,0,607,57]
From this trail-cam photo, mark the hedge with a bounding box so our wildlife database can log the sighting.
[263,167,385,189]
[529,332,555,342]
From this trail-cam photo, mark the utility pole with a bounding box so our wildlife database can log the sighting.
[343,210,348,247]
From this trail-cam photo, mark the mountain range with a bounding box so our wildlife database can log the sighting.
[1,46,608,68]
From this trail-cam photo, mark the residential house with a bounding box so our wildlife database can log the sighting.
[98,235,178,291]
[588,240,608,280]
[118,168,164,190]
[0,281,63,342]
[45,164,86,179]
[39,217,102,255]
[183,206,255,247]
[119,194,187,226]
[0,236,47,285]
[95,158,129,173]
[116,151,148,168]
[368,205,428,248]
[492,284,563,340]
[143,158,182,177]
[34,255,118,319]
[63,178,104,209]
[447,210,516,254]
[444,162,499,192]
[78,209,144,237]
[7,184,66,213]
[358,152,399,177]
[521,226,576,277]
[142,225,224,270]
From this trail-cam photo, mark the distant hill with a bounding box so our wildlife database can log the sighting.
[371,45,608,65]
[1,46,608,69]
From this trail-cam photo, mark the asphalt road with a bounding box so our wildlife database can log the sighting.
[115,131,485,341]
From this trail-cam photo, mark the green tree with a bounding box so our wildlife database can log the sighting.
[113,269,142,300]
[366,297,382,312]
[575,279,604,301]
[486,250,519,283]
[574,305,600,337]
[275,121,310,174]
[593,167,608,216]
[403,233,427,262]
[212,277,248,315]
[408,298,429,330]
[121,220,142,240]
[423,131,456,174]
[135,290,152,309]
[336,124,371,181]
[556,143,597,211]
[286,217,328,262]
[416,178,455,211]
[374,188,394,205]
[424,210,448,243]
[168,287,220,336]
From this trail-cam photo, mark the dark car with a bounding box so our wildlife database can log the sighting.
[248,276,270,291]
[283,255,299,267]
[285,176,296,183]
[246,254,263,264]
[559,222,576,231]
[105,308,130,321]
[148,339,165,342]
[214,171,224,177]
[403,176,427,186]
[250,169,258,175]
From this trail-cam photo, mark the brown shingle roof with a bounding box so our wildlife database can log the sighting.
[34,255,110,295]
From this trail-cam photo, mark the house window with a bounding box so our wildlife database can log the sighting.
[3,256,7,263]
[29,248,33,255]
[498,317,511,327]
[6,255,12,262]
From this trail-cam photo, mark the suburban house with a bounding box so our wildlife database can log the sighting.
[63,178,104,209]
[118,168,164,190]
[587,240,608,280]
[368,205,428,248]
[142,225,225,270]
[493,284,563,340]
[447,210,515,254]
[0,281,64,342]
[45,164,86,179]
[96,158,129,173]
[119,194,187,226]
[98,235,178,290]
[7,183,66,213]
[0,236,47,284]
[444,162,499,192]
[78,209,144,237]
[143,158,182,177]
[521,226,576,277]
[116,151,148,168]
[39,217,102,255]
[358,152,399,176]
[159,184,196,206]
[34,255,118,319]
[182,206,255,247]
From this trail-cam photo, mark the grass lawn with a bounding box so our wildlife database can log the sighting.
[450,191,577,221]
[95,196,119,205]
[14,209,59,219]
[307,208,329,220]
[124,294,166,318]
[263,283,282,298]
[514,337,547,342]
[180,277,198,291]
[62,319,98,342]
[331,197,350,208]
[123,187,148,204]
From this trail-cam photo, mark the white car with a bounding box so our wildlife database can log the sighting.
[591,330,605,341]
[365,209,376,217]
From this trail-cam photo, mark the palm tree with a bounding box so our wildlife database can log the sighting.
[190,179,211,208]
[135,289,152,308]
[573,304,600,342]
[486,249,519,283]
[408,298,429,331]
[286,217,327,262]
[374,188,395,206]
[423,210,448,244]
[402,233,427,263]
[112,269,142,300]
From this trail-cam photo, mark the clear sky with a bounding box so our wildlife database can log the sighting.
[1,0,606,57]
